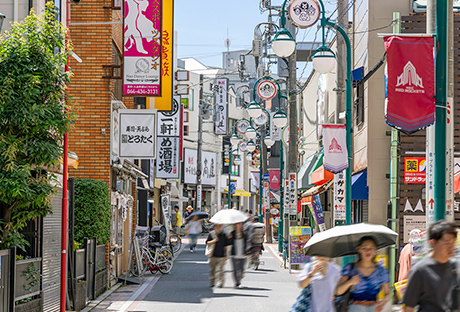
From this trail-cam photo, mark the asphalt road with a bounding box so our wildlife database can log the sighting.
[133,235,300,312]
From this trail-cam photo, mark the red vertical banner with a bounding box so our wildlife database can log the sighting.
[269,169,280,191]
[384,36,435,133]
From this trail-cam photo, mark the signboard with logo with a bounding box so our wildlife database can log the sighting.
[119,110,155,158]
[311,195,327,231]
[222,136,231,174]
[263,174,270,212]
[403,215,426,243]
[256,78,277,100]
[253,109,269,126]
[404,157,426,184]
[123,0,162,96]
[236,119,250,134]
[238,141,247,152]
[183,148,217,185]
[214,78,228,135]
[384,36,435,132]
[269,169,280,191]
[288,0,320,29]
[156,96,181,178]
[333,172,346,226]
[322,124,348,173]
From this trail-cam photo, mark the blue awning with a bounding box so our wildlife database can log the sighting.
[352,170,368,200]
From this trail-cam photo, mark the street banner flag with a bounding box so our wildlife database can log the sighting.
[322,124,348,173]
[384,36,435,133]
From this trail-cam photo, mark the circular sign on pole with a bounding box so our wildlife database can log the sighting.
[257,80,277,100]
[236,119,250,134]
[288,0,321,29]
[238,141,248,152]
[253,110,269,126]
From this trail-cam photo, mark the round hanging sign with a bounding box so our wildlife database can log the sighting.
[236,119,250,134]
[288,0,321,29]
[256,80,277,100]
[238,141,248,152]
[282,126,290,147]
[253,110,269,126]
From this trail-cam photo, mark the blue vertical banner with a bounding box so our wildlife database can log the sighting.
[311,195,327,231]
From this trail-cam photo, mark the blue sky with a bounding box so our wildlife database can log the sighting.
[174,0,338,77]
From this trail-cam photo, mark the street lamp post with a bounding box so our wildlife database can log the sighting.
[310,0,353,225]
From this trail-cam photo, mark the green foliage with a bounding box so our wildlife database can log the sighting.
[74,178,111,245]
[23,262,41,293]
[0,3,74,250]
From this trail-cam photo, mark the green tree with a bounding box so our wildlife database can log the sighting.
[0,3,73,250]
[74,179,111,245]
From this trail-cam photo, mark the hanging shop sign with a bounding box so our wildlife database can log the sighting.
[214,78,228,135]
[269,169,281,191]
[270,112,281,141]
[384,36,435,133]
[308,195,326,232]
[236,119,250,134]
[288,173,297,219]
[161,194,171,240]
[152,0,173,110]
[183,148,217,185]
[222,136,231,174]
[119,110,155,158]
[333,172,346,226]
[288,0,320,29]
[256,78,277,100]
[404,157,426,184]
[263,174,270,212]
[123,0,162,96]
[322,124,348,173]
[156,96,181,178]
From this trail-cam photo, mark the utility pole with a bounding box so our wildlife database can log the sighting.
[335,0,347,123]
[196,74,203,211]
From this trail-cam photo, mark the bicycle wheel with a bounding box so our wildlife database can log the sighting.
[169,234,182,254]
[157,247,174,274]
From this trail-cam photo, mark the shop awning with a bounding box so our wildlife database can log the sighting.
[170,185,189,202]
[297,152,320,190]
[310,165,334,185]
[352,170,368,200]
[301,180,333,197]
[223,189,252,197]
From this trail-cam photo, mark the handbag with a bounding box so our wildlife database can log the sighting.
[289,285,312,312]
[205,231,216,258]
[334,263,355,312]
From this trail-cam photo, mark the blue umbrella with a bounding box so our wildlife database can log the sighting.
[185,211,208,222]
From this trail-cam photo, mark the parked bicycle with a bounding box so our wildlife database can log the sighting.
[130,233,174,276]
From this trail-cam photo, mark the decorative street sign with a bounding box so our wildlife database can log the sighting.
[236,119,250,134]
[288,0,321,29]
[256,79,277,100]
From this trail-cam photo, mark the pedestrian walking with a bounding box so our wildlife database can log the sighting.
[205,224,230,288]
[173,205,182,229]
[185,215,201,253]
[402,220,458,312]
[229,222,248,289]
[184,205,193,219]
[336,236,389,312]
[290,257,341,312]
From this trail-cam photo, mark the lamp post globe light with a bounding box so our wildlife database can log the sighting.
[246,140,256,152]
[247,101,263,118]
[312,45,336,74]
[273,109,288,128]
[264,134,275,148]
[230,134,240,146]
[246,152,253,161]
[233,155,242,166]
[245,126,257,140]
[271,27,296,58]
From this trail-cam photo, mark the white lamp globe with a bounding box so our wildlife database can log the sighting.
[273,110,288,128]
[233,155,242,166]
[264,135,275,148]
[247,101,262,119]
[312,46,336,74]
[246,152,253,161]
[271,28,296,58]
[230,134,240,146]
[246,140,256,152]
[245,126,257,140]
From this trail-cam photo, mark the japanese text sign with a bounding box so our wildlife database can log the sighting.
[214,78,228,135]
[183,149,217,185]
[119,110,155,158]
[404,157,426,184]
[288,173,297,215]
[333,172,346,226]
[123,0,162,96]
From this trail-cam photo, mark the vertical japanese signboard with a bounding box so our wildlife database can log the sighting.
[284,180,289,217]
[270,112,281,141]
[263,174,270,212]
[289,173,297,220]
[446,97,454,221]
[161,194,171,240]
[183,149,217,185]
[214,78,228,135]
[222,136,231,174]
[119,110,155,158]
[123,0,162,96]
[333,172,346,226]
[156,96,180,178]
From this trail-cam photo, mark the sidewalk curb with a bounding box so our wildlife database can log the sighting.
[80,282,122,312]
